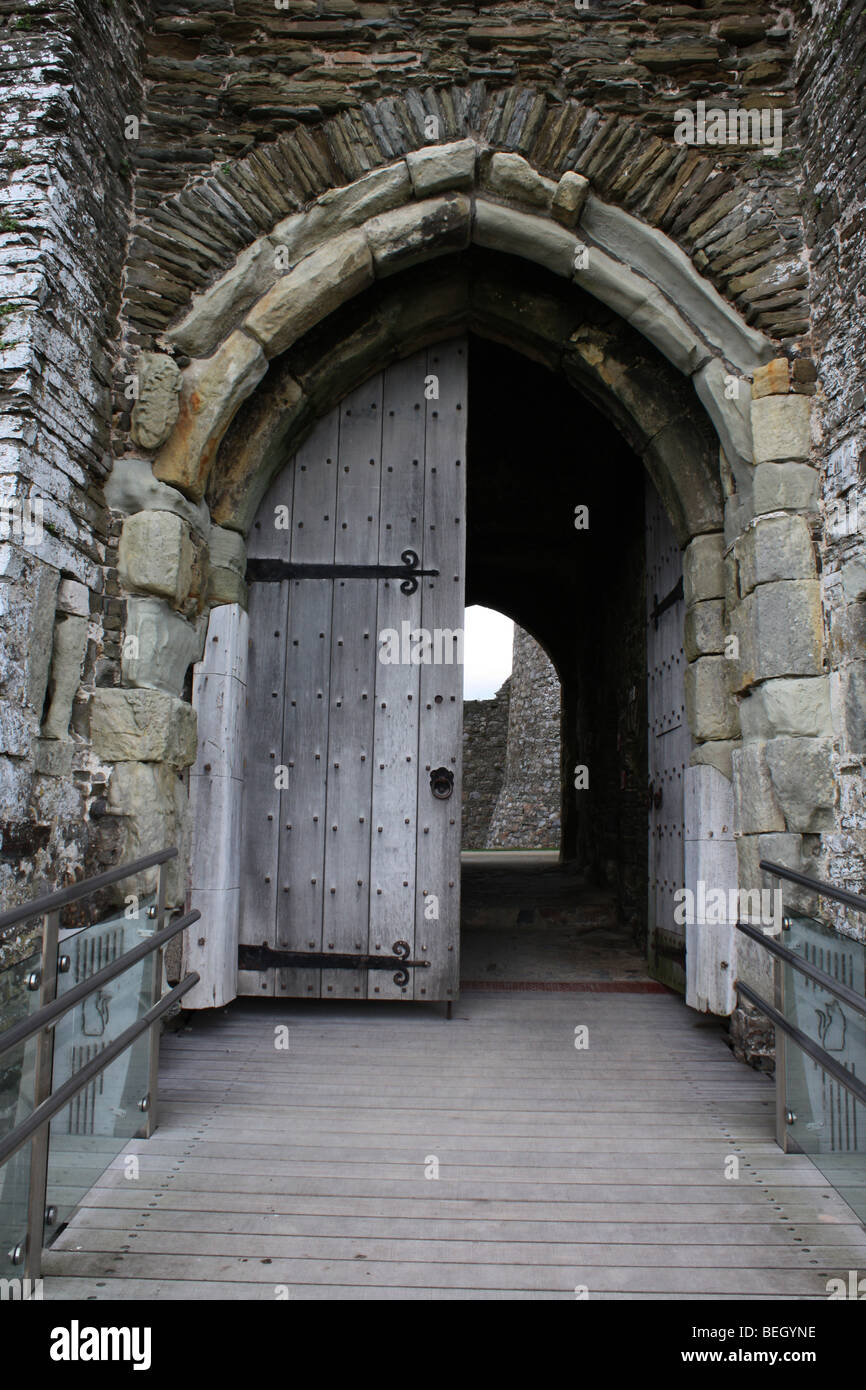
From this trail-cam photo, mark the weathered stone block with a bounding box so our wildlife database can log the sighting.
[122,597,206,697]
[750,357,790,399]
[269,163,411,264]
[56,578,89,617]
[244,230,373,359]
[579,192,774,375]
[692,358,752,468]
[34,738,74,778]
[684,656,739,741]
[690,738,740,780]
[104,458,210,536]
[209,371,309,533]
[738,676,832,740]
[551,171,590,227]
[645,420,723,541]
[42,616,88,741]
[752,461,818,515]
[751,394,811,462]
[841,558,866,603]
[167,239,278,361]
[684,599,725,659]
[736,514,816,595]
[483,152,556,209]
[153,331,267,502]
[573,245,649,322]
[0,702,31,757]
[25,560,60,717]
[791,358,817,394]
[206,567,248,608]
[473,200,576,278]
[118,510,194,606]
[764,736,835,832]
[130,353,182,452]
[729,581,823,690]
[736,830,820,915]
[728,878,775,994]
[208,525,245,576]
[90,689,197,766]
[683,532,725,606]
[630,289,707,375]
[841,659,866,752]
[828,598,866,665]
[406,139,475,197]
[365,194,471,277]
[732,741,785,833]
[107,760,188,905]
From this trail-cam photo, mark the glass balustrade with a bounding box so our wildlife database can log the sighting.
[780,912,866,1222]
[0,934,41,1278]
[44,899,158,1244]
[0,849,195,1280]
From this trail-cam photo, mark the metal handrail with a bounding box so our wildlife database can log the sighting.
[738,981,866,1109]
[0,973,199,1169]
[736,919,866,1019]
[742,870,865,1158]
[0,908,201,1061]
[0,847,177,933]
[0,846,195,1279]
[0,978,200,1173]
[760,858,866,915]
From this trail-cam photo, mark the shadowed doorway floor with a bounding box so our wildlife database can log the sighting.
[460,852,652,986]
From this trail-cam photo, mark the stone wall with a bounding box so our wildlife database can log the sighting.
[121,1,809,352]
[487,625,561,849]
[0,0,146,957]
[795,0,866,934]
[462,675,510,849]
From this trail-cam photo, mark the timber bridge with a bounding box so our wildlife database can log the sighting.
[1,848,864,1302]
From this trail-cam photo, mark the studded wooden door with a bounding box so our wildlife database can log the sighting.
[238,340,467,1003]
[645,477,690,992]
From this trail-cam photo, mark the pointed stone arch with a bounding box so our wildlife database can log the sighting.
[105,136,827,1030]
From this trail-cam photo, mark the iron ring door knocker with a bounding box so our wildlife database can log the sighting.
[430,767,455,800]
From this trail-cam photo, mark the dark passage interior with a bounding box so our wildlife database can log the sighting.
[461,337,650,983]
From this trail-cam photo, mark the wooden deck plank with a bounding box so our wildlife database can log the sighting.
[42,991,866,1300]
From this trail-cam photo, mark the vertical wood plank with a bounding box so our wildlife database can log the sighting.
[239,576,289,999]
[415,339,468,1003]
[645,477,689,992]
[279,413,340,998]
[369,352,428,1001]
[321,377,382,999]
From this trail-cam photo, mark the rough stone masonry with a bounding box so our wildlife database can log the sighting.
[0,0,862,1071]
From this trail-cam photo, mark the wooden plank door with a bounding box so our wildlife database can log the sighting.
[645,477,690,992]
[239,339,467,1003]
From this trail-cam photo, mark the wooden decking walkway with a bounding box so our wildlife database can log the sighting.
[43,989,866,1300]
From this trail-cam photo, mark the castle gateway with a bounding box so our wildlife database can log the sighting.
[0,4,862,1092]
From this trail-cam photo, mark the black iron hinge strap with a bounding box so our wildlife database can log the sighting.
[238,940,430,988]
[246,549,438,596]
[650,576,684,629]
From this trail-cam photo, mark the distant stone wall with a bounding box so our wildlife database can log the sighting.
[461,678,510,850]
[486,627,561,850]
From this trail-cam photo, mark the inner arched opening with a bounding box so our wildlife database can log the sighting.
[459,337,652,985]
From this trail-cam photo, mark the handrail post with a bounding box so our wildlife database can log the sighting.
[773,886,789,1152]
[25,908,59,1281]
[144,864,167,1138]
